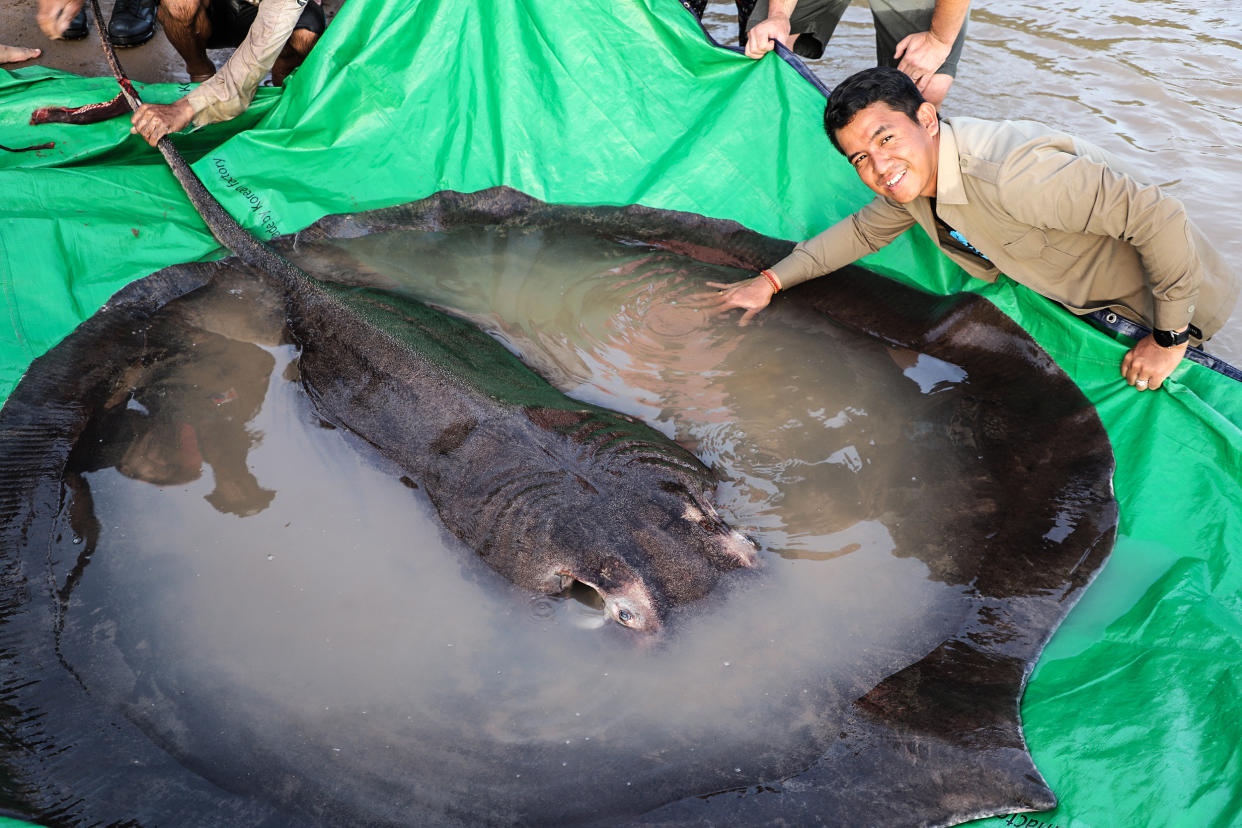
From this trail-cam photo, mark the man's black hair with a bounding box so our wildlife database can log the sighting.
[823,67,928,155]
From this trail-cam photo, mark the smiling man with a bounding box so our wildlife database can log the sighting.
[708,67,1239,391]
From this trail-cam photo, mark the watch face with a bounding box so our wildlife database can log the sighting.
[1154,328,1188,347]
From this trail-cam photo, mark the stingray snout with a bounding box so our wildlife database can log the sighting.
[554,556,664,634]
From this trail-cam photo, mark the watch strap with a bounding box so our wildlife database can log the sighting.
[1153,327,1191,348]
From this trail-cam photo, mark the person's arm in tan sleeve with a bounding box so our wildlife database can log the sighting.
[131,0,308,145]
[998,143,1203,332]
[998,142,1206,389]
[700,196,916,325]
[184,0,308,127]
[768,196,916,290]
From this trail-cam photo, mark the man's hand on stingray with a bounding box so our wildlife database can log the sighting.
[687,275,778,326]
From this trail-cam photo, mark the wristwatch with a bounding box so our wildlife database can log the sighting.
[1152,327,1191,348]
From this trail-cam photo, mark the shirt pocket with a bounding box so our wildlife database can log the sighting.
[1001,227,1080,274]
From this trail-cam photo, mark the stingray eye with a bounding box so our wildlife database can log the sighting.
[617,608,634,625]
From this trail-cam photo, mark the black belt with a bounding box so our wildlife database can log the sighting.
[1086,310,1241,383]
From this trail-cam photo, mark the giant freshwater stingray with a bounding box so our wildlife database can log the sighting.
[0,183,1117,827]
[0,1,1125,777]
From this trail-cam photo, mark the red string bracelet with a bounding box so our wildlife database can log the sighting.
[760,269,781,294]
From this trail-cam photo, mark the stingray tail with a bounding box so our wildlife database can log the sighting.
[76,0,314,295]
[29,92,131,126]
[0,141,56,152]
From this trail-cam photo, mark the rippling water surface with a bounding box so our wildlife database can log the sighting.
[703,0,1242,363]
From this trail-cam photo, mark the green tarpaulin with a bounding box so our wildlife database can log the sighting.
[1,0,1239,825]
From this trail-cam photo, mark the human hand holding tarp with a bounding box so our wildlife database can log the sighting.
[1122,332,1189,391]
[744,0,798,59]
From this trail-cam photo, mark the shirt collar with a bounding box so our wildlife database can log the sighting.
[935,118,968,206]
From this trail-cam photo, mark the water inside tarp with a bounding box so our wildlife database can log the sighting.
[49,225,985,823]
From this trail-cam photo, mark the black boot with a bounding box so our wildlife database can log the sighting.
[62,6,89,39]
[107,0,156,47]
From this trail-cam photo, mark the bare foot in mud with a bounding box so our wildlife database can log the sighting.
[0,44,42,64]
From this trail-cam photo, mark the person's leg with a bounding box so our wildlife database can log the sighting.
[63,4,88,39]
[869,0,969,107]
[108,0,157,47]
[269,0,325,86]
[159,0,217,81]
[0,44,42,63]
[745,0,850,59]
[269,29,317,86]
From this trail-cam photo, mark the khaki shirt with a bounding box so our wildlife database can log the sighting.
[183,0,310,127]
[769,116,1239,338]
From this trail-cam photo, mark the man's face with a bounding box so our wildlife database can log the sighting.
[835,101,940,203]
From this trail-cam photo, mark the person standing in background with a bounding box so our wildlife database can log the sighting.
[37,0,326,147]
[744,0,970,107]
[37,0,157,48]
